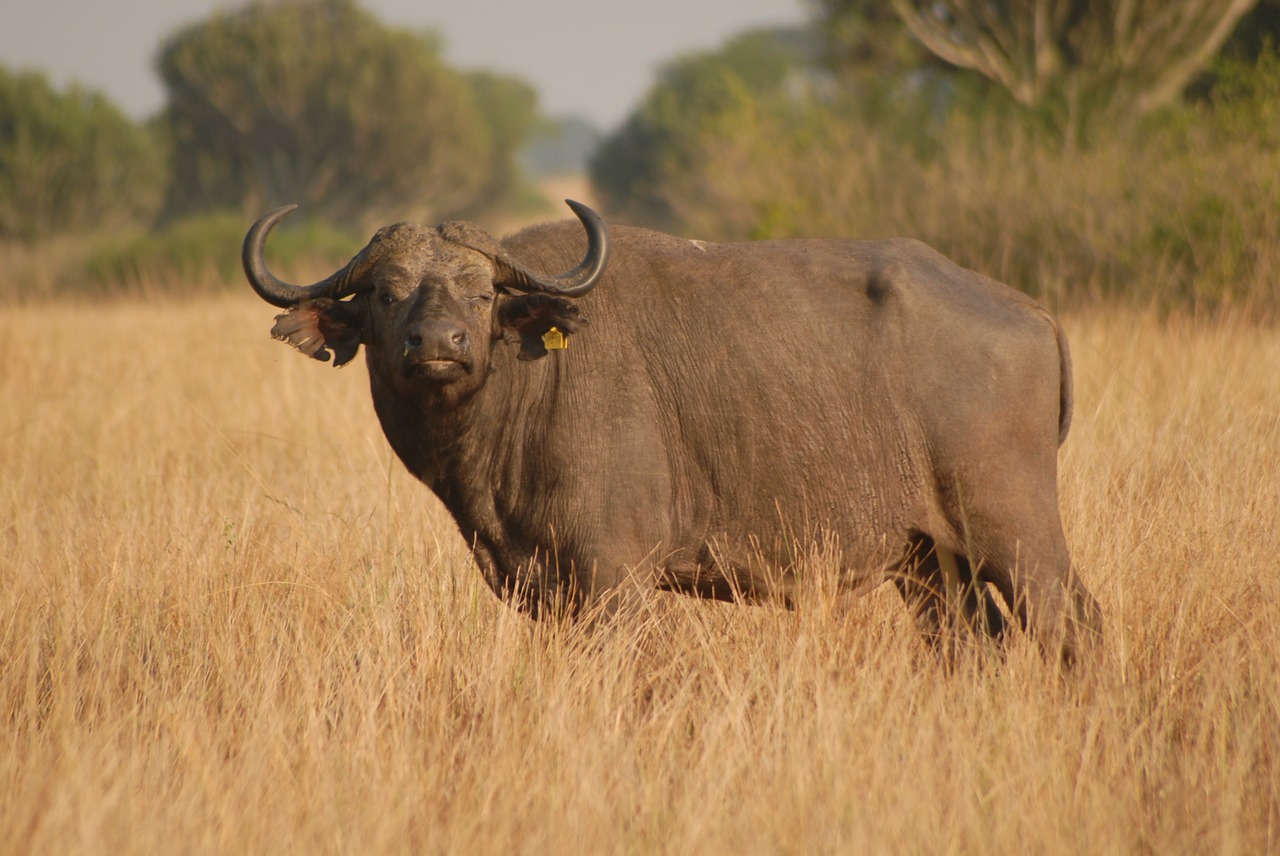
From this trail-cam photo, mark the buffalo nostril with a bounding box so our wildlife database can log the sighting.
[405,324,467,358]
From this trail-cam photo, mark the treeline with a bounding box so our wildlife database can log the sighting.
[0,0,543,246]
[4,0,1279,311]
[592,0,1280,312]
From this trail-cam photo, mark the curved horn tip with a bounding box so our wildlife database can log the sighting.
[244,203,339,309]
[261,203,300,227]
[486,198,610,298]
[244,204,301,247]
[563,199,601,220]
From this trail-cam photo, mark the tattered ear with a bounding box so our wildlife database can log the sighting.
[497,294,588,361]
[269,298,364,367]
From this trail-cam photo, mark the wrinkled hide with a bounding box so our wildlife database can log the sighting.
[248,207,1102,664]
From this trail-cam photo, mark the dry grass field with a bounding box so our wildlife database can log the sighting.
[1,293,1277,854]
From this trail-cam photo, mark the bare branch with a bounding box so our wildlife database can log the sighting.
[1126,0,1257,114]
[890,0,1259,129]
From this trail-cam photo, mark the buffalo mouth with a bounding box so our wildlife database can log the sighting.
[405,356,470,382]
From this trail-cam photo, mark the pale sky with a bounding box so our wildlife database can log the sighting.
[1,0,809,131]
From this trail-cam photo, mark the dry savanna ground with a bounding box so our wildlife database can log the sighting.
[1,292,1277,854]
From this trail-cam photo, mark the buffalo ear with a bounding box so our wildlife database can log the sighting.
[497,294,588,361]
[270,298,364,367]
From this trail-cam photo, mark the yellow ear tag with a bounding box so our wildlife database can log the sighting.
[542,326,568,350]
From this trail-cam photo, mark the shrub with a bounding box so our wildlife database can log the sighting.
[76,213,364,297]
[593,57,1280,315]
[0,67,161,241]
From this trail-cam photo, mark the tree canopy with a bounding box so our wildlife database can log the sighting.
[0,67,161,241]
[591,28,815,228]
[156,0,535,227]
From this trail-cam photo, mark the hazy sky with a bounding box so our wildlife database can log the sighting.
[2,0,809,131]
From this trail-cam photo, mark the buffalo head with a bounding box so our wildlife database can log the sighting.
[242,200,610,403]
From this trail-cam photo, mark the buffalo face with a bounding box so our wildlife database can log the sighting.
[243,202,609,405]
[347,231,502,402]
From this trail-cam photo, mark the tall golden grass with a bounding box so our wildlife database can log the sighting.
[1,294,1276,853]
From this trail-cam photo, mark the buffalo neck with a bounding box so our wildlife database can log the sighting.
[367,342,560,539]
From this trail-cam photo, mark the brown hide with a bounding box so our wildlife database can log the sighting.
[257,212,1101,664]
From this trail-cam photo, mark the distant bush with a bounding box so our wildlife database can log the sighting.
[0,67,161,241]
[594,35,1280,315]
[0,212,369,301]
[75,213,364,297]
[592,27,816,230]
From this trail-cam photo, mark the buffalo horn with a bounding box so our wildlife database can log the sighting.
[494,200,610,298]
[242,204,364,308]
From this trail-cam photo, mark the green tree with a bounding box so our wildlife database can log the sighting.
[458,71,539,217]
[0,67,161,241]
[591,28,814,228]
[807,0,936,89]
[156,0,533,227]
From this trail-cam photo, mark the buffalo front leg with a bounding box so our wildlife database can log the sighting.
[894,534,1007,662]
[960,510,1102,667]
[564,546,670,637]
[983,553,1102,668]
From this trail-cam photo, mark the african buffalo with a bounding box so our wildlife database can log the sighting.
[243,201,1101,663]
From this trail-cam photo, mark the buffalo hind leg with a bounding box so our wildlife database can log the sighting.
[894,533,1007,662]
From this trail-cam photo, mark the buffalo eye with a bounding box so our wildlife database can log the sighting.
[378,291,395,306]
